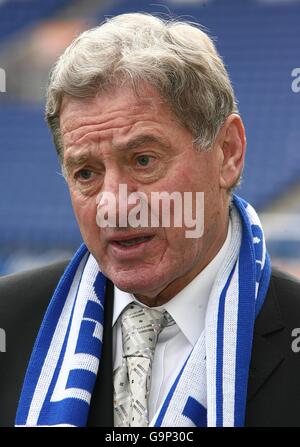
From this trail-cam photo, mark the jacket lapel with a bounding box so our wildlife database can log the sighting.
[87,279,114,426]
[247,273,285,401]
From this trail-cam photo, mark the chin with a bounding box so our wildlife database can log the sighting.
[106,268,164,297]
[112,277,153,296]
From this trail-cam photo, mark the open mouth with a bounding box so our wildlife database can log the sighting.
[112,235,154,248]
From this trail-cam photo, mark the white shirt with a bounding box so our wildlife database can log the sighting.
[112,221,232,422]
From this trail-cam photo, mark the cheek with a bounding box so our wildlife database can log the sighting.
[163,226,203,260]
[160,156,214,198]
[70,192,98,236]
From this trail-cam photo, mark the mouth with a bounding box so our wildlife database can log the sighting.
[111,235,155,248]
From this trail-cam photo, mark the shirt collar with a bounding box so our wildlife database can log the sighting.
[112,220,232,346]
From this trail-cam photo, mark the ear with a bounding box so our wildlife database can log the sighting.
[216,114,246,190]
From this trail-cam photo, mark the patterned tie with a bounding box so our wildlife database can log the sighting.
[113,302,174,427]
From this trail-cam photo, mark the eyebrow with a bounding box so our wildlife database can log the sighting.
[64,153,90,173]
[64,134,170,172]
[112,134,170,152]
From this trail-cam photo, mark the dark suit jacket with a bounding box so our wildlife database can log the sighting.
[0,262,300,427]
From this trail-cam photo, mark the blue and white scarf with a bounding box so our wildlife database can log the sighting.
[16,195,271,427]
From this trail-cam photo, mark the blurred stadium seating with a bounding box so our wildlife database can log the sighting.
[0,0,299,276]
[0,0,72,42]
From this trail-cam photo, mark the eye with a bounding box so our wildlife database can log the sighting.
[136,155,153,167]
[75,169,93,181]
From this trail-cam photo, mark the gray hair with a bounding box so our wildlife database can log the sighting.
[45,13,238,162]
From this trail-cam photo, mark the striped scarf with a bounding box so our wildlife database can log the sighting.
[16,195,271,427]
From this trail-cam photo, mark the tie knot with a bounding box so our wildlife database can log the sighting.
[121,303,172,360]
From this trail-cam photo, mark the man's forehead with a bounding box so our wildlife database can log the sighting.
[60,84,169,133]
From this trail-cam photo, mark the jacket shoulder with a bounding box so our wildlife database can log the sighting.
[0,260,69,426]
[270,267,300,321]
[0,260,69,289]
[0,260,69,315]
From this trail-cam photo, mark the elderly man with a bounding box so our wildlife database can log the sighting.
[1,13,300,427]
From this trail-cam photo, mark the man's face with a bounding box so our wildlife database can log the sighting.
[60,84,229,305]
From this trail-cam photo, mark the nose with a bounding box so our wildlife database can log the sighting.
[101,165,138,199]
